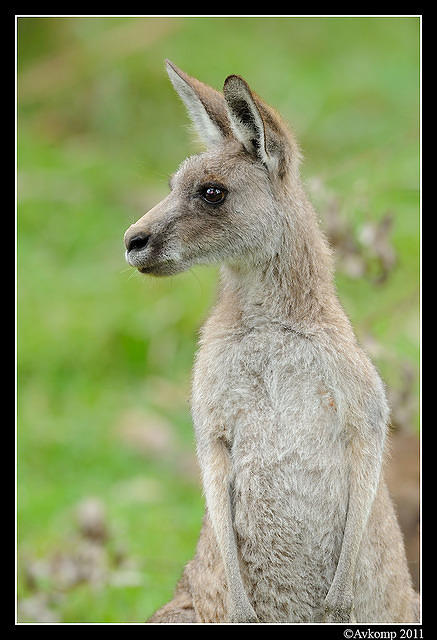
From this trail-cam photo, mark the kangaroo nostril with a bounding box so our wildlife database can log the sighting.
[127,233,150,253]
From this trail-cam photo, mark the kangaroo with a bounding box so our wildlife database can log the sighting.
[124,60,419,624]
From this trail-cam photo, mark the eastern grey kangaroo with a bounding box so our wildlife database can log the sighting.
[124,60,419,623]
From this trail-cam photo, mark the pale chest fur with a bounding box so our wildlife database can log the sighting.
[192,324,351,621]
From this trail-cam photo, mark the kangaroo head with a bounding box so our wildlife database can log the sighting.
[124,60,301,276]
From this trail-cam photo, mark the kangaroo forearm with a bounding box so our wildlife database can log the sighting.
[325,426,386,620]
[196,437,255,619]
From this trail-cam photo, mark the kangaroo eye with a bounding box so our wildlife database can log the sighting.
[201,185,227,205]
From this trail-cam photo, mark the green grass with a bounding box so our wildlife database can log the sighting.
[17,16,420,622]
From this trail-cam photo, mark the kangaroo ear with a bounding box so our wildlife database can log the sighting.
[166,60,230,148]
[223,75,270,167]
[223,74,295,176]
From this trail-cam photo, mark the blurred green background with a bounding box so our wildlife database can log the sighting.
[17,16,420,622]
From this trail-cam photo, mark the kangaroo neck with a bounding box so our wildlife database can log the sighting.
[217,194,345,333]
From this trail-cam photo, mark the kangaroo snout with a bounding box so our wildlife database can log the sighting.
[124,222,153,270]
[124,200,162,264]
[124,198,186,276]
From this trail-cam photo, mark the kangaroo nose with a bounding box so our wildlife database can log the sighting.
[126,232,150,253]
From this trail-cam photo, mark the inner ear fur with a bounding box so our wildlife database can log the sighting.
[223,74,269,164]
[166,59,231,147]
[223,74,297,178]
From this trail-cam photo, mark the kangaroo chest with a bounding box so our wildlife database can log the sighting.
[193,326,345,451]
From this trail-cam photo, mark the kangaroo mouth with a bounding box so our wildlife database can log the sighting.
[137,259,182,277]
[126,248,168,276]
[126,244,185,277]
